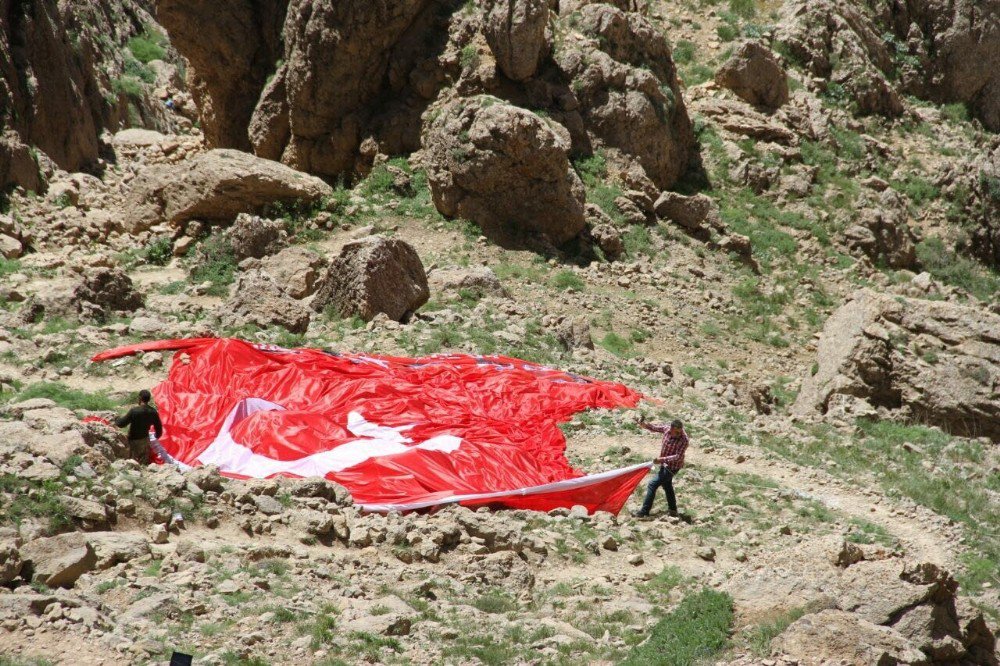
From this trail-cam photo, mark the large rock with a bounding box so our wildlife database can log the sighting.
[793,289,1000,440]
[483,0,550,82]
[842,190,918,269]
[228,213,286,260]
[427,266,508,300]
[122,149,332,232]
[0,538,21,584]
[250,0,433,175]
[553,4,694,190]
[772,609,928,665]
[422,96,586,245]
[20,533,97,588]
[260,246,327,299]
[714,41,789,110]
[312,235,428,322]
[73,268,145,323]
[0,0,172,177]
[87,532,151,569]
[963,145,1000,268]
[219,270,311,333]
[156,0,289,150]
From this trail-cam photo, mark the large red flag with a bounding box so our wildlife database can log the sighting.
[92,338,650,514]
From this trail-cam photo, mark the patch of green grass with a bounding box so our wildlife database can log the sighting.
[845,518,898,547]
[111,76,145,99]
[717,24,739,42]
[623,588,734,665]
[219,652,269,666]
[128,29,168,64]
[350,632,402,660]
[550,269,585,291]
[599,332,632,357]
[673,40,696,65]
[189,233,238,296]
[743,607,808,657]
[0,257,22,276]
[574,153,626,223]
[0,475,71,532]
[12,382,118,411]
[893,173,940,208]
[472,589,518,614]
[622,226,654,259]
[916,237,1000,302]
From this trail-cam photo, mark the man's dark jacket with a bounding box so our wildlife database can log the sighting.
[116,404,163,441]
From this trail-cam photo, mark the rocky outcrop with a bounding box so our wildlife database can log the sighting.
[728,538,997,665]
[219,270,311,334]
[0,0,173,185]
[793,289,1000,440]
[156,0,288,150]
[312,235,428,322]
[714,41,789,110]
[123,149,332,232]
[842,190,918,269]
[963,145,1000,268]
[871,0,1000,131]
[553,4,694,190]
[427,266,508,300]
[422,96,586,245]
[777,0,1000,128]
[483,0,549,82]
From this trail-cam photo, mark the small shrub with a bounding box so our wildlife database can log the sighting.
[599,332,632,357]
[623,588,734,665]
[744,607,807,656]
[729,0,756,18]
[717,24,739,42]
[550,269,585,291]
[472,590,517,614]
[941,102,968,123]
[128,31,167,64]
[189,233,238,296]
[673,40,696,65]
[916,237,1000,302]
[142,236,173,266]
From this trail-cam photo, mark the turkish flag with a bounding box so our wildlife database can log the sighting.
[93,338,650,514]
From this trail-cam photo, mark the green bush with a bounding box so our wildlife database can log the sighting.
[599,332,632,357]
[729,0,756,18]
[142,236,173,266]
[111,76,144,100]
[673,40,696,65]
[128,31,167,64]
[717,24,739,42]
[550,269,585,291]
[189,234,238,296]
[624,588,734,665]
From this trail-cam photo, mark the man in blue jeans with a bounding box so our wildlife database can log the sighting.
[632,417,689,518]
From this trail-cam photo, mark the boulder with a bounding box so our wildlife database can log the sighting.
[0,233,22,259]
[589,223,624,261]
[259,246,326,299]
[228,213,286,260]
[483,0,550,81]
[0,538,22,584]
[72,268,144,323]
[427,267,508,300]
[793,289,1000,440]
[123,149,332,232]
[772,609,927,665]
[423,96,586,245]
[219,270,312,333]
[842,191,918,269]
[87,532,151,569]
[715,41,789,110]
[654,191,722,235]
[20,533,97,588]
[111,129,167,147]
[311,235,429,322]
[59,496,107,524]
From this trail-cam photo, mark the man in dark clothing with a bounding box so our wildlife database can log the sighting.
[115,389,162,464]
[632,417,689,518]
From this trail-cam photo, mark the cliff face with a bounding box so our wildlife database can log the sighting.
[0,0,174,190]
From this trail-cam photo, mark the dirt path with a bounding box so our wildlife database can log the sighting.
[695,445,959,568]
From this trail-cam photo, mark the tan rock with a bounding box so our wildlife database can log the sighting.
[20,533,97,588]
[123,149,332,232]
[423,96,586,245]
[483,0,550,81]
[312,235,429,322]
[715,40,789,110]
[772,609,927,665]
[219,270,311,333]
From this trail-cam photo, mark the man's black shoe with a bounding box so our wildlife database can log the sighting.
[631,510,649,518]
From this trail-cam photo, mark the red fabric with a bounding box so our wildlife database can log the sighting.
[91,338,646,514]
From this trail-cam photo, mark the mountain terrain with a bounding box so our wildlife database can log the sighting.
[0,1,999,664]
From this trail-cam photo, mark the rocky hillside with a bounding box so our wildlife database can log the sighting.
[1,0,999,665]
